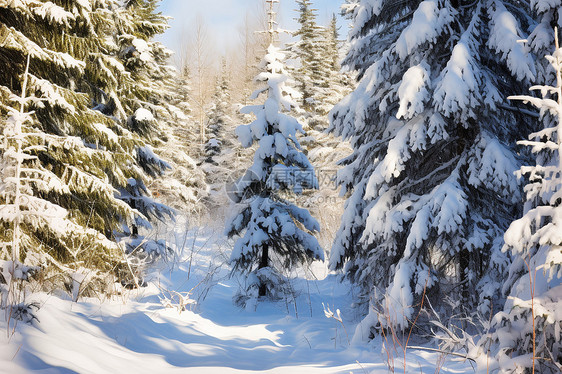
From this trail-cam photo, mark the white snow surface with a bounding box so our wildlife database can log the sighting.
[0,221,474,373]
[487,1,535,81]
[134,107,155,122]
[396,63,430,120]
[395,0,454,60]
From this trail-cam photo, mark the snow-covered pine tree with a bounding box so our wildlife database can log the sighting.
[144,51,209,217]
[290,0,325,111]
[117,0,174,133]
[317,15,351,115]
[0,0,173,289]
[204,59,233,164]
[475,32,562,374]
[199,58,237,212]
[329,0,537,333]
[112,0,179,242]
[528,2,561,83]
[226,1,323,304]
[326,14,340,77]
[171,65,194,122]
[290,8,352,130]
[292,13,353,251]
[305,13,352,129]
[0,57,132,292]
[148,112,208,216]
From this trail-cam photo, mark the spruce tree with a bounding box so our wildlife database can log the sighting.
[475,34,562,374]
[326,14,340,74]
[0,0,173,290]
[226,2,323,305]
[117,0,175,130]
[314,14,351,121]
[528,2,561,82]
[113,0,178,237]
[290,9,351,130]
[149,62,209,215]
[0,57,127,284]
[204,59,233,165]
[200,58,237,211]
[172,65,194,122]
[329,0,537,333]
[290,0,325,111]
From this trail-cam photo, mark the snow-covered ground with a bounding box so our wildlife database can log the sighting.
[0,223,474,373]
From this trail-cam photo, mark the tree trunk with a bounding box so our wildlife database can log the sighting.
[258,245,269,297]
[130,200,138,238]
[459,250,470,302]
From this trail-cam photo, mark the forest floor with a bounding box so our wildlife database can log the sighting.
[0,221,475,373]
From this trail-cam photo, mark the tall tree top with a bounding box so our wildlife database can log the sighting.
[266,0,281,45]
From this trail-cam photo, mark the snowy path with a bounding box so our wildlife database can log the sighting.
[0,228,474,373]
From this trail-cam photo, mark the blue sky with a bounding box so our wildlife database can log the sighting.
[157,0,345,58]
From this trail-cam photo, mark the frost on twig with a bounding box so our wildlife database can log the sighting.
[322,303,349,346]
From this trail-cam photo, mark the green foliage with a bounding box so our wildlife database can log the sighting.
[289,4,351,124]
[0,0,178,294]
[290,0,324,109]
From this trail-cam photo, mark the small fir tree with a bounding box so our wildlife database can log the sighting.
[226,3,323,304]
[204,59,233,165]
[147,60,209,213]
[316,15,350,116]
[290,8,351,130]
[290,0,325,111]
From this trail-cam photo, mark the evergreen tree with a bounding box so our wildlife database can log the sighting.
[475,34,562,374]
[313,14,351,122]
[0,0,173,290]
[147,56,209,216]
[290,8,351,130]
[204,59,233,165]
[290,0,325,111]
[293,13,353,250]
[113,0,179,238]
[200,58,237,211]
[117,0,174,131]
[149,105,208,215]
[172,65,194,121]
[0,59,128,294]
[225,42,323,306]
[326,14,340,74]
[329,0,536,333]
[528,2,561,83]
